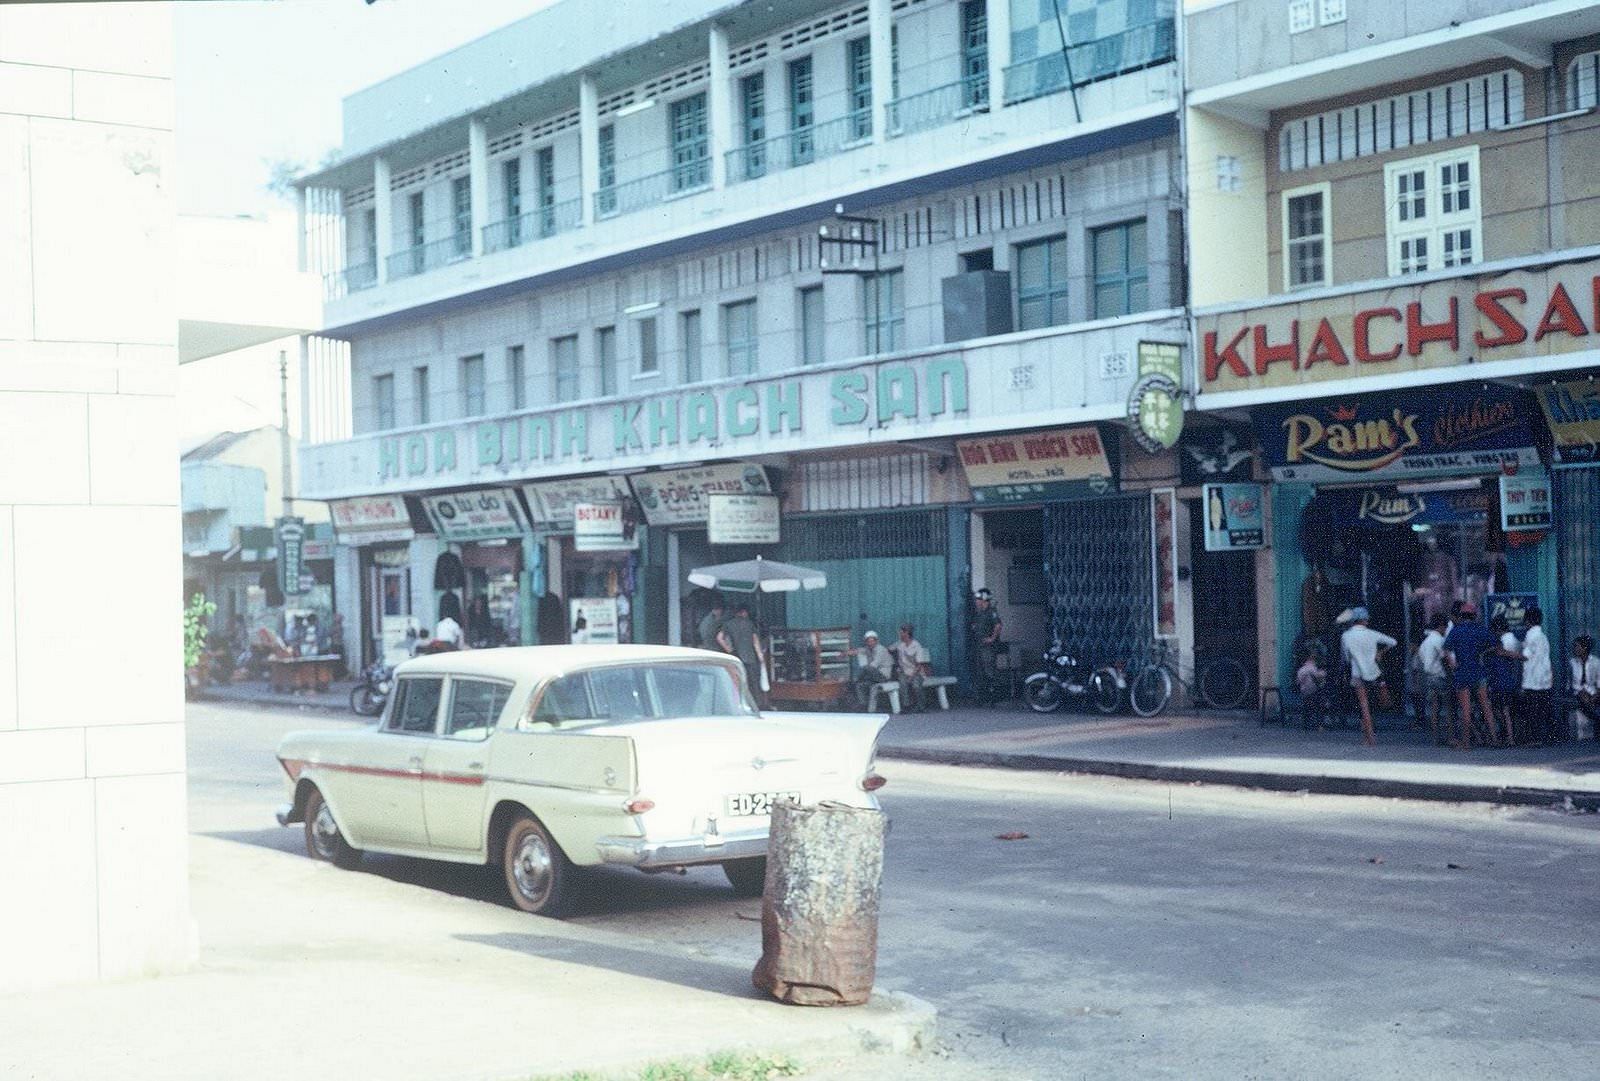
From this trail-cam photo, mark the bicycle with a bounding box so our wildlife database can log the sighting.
[1124,640,1253,717]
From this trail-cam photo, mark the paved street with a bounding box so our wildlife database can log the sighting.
[191,702,1600,1079]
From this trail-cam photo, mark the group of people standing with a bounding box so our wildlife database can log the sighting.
[695,596,768,705]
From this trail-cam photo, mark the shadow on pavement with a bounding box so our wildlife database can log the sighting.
[457,931,763,999]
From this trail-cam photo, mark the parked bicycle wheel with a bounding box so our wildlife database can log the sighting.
[1021,674,1063,714]
[1091,668,1122,714]
[1199,657,1251,710]
[1130,666,1173,717]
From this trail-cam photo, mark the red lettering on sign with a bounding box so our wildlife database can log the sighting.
[1353,308,1403,363]
[988,441,1020,464]
[1203,327,1250,382]
[1406,297,1459,356]
[1533,283,1590,342]
[1252,322,1299,375]
[1303,319,1350,368]
[1473,288,1528,349]
[959,445,989,466]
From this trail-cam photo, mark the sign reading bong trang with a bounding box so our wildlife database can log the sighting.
[629,463,772,526]
[421,487,529,541]
[708,494,781,544]
[958,426,1116,503]
[1198,257,1600,395]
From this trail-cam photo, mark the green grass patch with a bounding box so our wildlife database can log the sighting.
[535,1051,802,1081]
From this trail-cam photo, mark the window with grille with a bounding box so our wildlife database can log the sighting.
[502,159,521,245]
[724,299,758,376]
[670,93,710,192]
[408,191,425,272]
[1569,50,1600,110]
[800,286,826,365]
[413,366,430,424]
[1282,184,1330,290]
[361,208,377,269]
[507,345,526,410]
[789,57,815,164]
[742,74,767,178]
[597,325,617,397]
[864,270,904,354]
[597,124,617,215]
[847,37,872,140]
[681,309,703,382]
[461,354,485,416]
[374,374,395,430]
[536,146,556,235]
[1385,146,1479,276]
[552,335,578,402]
[1015,236,1069,330]
[1091,220,1148,318]
[637,317,658,374]
[961,0,988,106]
[451,176,471,256]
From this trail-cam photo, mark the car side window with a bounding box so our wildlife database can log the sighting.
[387,676,444,734]
[589,667,649,720]
[530,673,594,726]
[447,679,510,741]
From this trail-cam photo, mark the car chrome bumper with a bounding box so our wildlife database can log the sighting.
[595,828,768,868]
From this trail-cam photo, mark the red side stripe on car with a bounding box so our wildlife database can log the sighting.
[283,759,485,787]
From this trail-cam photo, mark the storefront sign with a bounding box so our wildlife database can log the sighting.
[1150,488,1178,639]
[1533,380,1600,466]
[569,597,619,644]
[1255,384,1540,482]
[573,502,639,551]
[1499,473,1553,531]
[275,516,307,597]
[1202,484,1265,551]
[301,539,334,561]
[629,463,771,526]
[522,475,634,527]
[708,494,781,544]
[958,426,1116,504]
[1131,342,1184,451]
[1485,592,1539,636]
[1325,484,1489,529]
[330,495,415,545]
[1197,256,1600,395]
[421,487,530,541]
[1180,424,1254,486]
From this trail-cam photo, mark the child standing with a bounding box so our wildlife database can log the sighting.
[1297,649,1328,728]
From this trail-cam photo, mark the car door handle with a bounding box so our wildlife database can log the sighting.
[466,762,484,771]
[408,755,423,772]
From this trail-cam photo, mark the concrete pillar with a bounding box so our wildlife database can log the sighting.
[0,1,193,993]
[297,334,312,445]
[868,0,893,142]
[294,185,308,273]
[373,156,393,284]
[708,23,732,190]
[986,0,1010,112]
[579,75,600,226]
[468,117,488,256]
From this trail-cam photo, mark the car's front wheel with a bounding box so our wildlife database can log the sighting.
[503,814,575,917]
[303,786,362,869]
[722,857,767,897]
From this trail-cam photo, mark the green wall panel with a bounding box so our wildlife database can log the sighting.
[783,555,950,673]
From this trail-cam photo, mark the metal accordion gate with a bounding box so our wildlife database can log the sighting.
[1556,468,1600,657]
[1043,493,1154,666]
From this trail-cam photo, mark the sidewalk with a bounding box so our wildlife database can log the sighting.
[202,676,359,714]
[875,701,1600,809]
[0,830,933,1081]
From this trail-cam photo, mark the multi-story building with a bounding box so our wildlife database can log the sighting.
[1184,0,1600,698]
[296,0,1196,680]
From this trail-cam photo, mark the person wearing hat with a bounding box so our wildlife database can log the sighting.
[851,630,894,709]
[1443,602,1501,749]
[1339,606,1395,746]
[968,588,1005,704]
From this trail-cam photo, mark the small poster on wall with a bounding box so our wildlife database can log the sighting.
[708,494,781,544]
[1499,474,1553,531]
[1150,488,1178,639]
[569,597,619,645]
[1203,483,1266,551]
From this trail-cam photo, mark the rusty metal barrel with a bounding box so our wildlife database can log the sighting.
[752,800,888,1006]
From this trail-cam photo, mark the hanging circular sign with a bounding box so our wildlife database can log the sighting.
[1127,372,1181,454]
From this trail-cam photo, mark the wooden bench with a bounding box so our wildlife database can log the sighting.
[267,654,339,694]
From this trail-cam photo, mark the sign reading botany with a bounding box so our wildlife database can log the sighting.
[1254,385,1540,482]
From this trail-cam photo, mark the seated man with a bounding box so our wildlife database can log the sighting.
[852,630,894,708]
[890,623,931,711]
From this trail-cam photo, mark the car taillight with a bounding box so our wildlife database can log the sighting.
[279,757,304,781]
[625,798,655,814]
[859,772,887,792]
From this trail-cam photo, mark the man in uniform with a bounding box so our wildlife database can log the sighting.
[696,596,728,652]
[968,588,1004,703]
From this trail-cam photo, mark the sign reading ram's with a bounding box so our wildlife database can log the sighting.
[1198,258,1600,395]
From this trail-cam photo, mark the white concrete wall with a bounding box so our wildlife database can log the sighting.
[0,1,194,993]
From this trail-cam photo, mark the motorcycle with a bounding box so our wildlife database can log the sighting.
[1022,642,1123,714]
[349,660,393,717]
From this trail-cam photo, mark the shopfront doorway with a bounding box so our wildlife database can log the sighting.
[364,548,414,667]
[1186,498,1259,685]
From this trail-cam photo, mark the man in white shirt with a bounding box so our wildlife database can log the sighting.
[1569,633,1600,733]
[1340,607,1396,747]
[1519,607,1553,743]
[1416,613,1450,744]
[852,630,894,709]
[890,623,932,711]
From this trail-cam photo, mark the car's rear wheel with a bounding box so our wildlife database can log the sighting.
[503,814,575,917]
[303,787,362,869]
[723,857,767,897]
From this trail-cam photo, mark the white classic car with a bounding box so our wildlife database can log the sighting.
[275,645,887,916]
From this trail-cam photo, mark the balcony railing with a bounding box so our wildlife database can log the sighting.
[386,233,472,281]
[482,198,583,253]
[886,73,990,137]
[1003,20,1176,105]
[725,109,874,184]
[342,261,378,293]
[594,158,712,219]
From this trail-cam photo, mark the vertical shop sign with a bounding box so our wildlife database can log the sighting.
[1203,484,1266,551]
[1499,474,1553,531]
[1130,342,1184,452]
[569,597,619,644]
[276,516,307,596]
[1150,488,1178,639]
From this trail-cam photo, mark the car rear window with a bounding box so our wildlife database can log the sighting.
[526,662,755,728]
[447,679,511,740]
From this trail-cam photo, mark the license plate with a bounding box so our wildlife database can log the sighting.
[725,790,800,817]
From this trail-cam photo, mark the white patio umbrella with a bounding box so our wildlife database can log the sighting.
[687,555,827,594]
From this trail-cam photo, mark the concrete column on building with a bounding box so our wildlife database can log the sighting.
[868,0,893,142]
[708,23,732,190]
[986,0,1010,113]
[297,334,312,445]
[373,156,393,284]
[468,117,488,257]
[294,185,308,273]
[579,74,600,226]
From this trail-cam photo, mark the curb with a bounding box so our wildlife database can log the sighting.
[195,693,357,717]
[879,743,1600,811]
